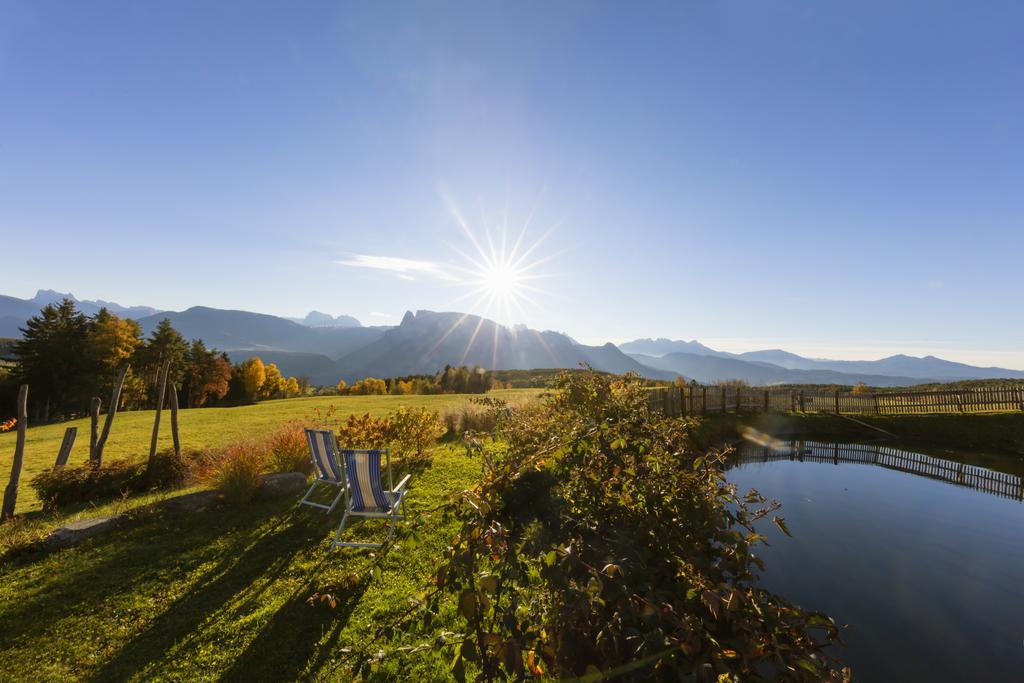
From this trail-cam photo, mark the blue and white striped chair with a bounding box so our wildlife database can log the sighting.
[299,429,348,514]
[333,448,410,549]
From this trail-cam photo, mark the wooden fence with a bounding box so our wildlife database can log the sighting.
[733,440,1024,501]
[648,384,1024,417]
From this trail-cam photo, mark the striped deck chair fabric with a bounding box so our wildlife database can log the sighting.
[332,448,411,549]
[297,429,347,513]
[342,450,391,512]
[307,429,344,482]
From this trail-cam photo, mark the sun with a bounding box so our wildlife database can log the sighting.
[482,263,520,297]
[441,195,557,327]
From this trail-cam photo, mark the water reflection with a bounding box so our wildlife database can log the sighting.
[732,440,1024,501]
[727,441,1024,681]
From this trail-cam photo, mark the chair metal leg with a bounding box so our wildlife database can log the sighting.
[332,510,351,549]
[298,481,345,513]
[297,481,319,508]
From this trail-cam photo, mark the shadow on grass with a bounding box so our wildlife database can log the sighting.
[220,573,372,682]
[86,505,333,681]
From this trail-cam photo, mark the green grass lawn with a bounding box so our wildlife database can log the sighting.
[0,389,540,514]
[0,444,477,681]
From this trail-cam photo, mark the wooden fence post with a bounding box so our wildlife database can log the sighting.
[89,397,101,463]
[736,386,742,413]
[701,386,707,415]
[148,359,171,467]
[169,383,181,457]
[95,364,129,467]
[763,389,769,412]
[1,385,29,520]
[53,427,77,471]
[834,390,840,414]
[721,386,727,414]
[799,390,805,412]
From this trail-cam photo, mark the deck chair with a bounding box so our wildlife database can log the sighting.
[299,429,347,514]
[333,448,410,550]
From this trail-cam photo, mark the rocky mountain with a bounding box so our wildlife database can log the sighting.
[285,311,362,328]
[334,310,675,382]
[618,337,730,358]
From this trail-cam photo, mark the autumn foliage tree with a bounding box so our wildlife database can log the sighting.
[239,358,266,402]
[182,341,232,407]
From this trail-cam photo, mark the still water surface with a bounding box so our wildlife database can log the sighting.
[728,440,1024,682]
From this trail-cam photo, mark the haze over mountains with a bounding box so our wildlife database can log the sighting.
[2,291,1023,386]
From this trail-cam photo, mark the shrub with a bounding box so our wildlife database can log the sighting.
[388,407,445,460]
[206,440,268,504]
[267,420,313,475]
[404,371,846,681]
[441,402,498,437]
[335,413,391,450]
[30,449,194,510]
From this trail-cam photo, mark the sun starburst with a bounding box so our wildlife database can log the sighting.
[442,195,558,328]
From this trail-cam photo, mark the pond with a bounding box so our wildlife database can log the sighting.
[727,440,1024,681]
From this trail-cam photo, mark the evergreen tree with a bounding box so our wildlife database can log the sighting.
[12,299,90,420]
[138,318,188,393]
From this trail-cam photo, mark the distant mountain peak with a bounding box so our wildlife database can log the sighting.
[33,289,76,304]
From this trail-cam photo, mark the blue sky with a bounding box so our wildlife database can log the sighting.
[1,1,1022,367]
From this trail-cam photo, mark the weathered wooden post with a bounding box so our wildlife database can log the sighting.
[53,427,77,471]
[148,358,171,467]
[169,383,181,457]
[834,390,840,414]
[89,397,101,463]
[1,385,29,520]
[721,386,727,414]
[735,386,742,413]
[701,386,707,415]
[95,364,129,467]
[799,390,805,412]
[763,389,770,412]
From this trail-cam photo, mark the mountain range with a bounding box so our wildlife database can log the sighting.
[2,291,1023,386]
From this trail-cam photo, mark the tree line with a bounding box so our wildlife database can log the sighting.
[333,364,505,396]
[0,299,306,422]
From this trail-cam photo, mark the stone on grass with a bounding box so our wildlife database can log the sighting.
[46,516,121,549]
[157,490,218,513]
[258,472,309,499]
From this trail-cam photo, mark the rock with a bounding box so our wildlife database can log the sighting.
[46,516,122,549]
[157,490,219,513]
[258,472,309,499]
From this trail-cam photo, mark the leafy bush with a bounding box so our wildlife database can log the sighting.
[267,420,313,475]
[387,407,445,460]
[395,371,846,681]
[30,449,194,510]
[335,409,446,461]
[335,412,391,450]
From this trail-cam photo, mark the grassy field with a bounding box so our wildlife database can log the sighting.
[0,443,477,681]
[0,389,541,515]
